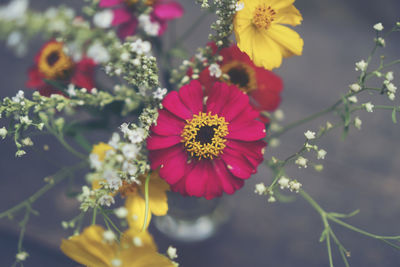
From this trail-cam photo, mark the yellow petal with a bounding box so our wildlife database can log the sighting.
[122,228,157,251]
[60,225,116,267]
[270,0,296,10]
[140,173,169,216]
[267,24,304,57]
[120,247,175,267]
[91,142,114,161]
[275,5,303,26]
[126,194,152,231]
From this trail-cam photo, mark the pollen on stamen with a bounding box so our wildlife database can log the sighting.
[252,4,276,30]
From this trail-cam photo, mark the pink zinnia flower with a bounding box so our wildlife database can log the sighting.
[99,0,183,39]
[147,80,267,199]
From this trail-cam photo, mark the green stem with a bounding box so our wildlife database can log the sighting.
[92,207,97,225]
[141,173,151,232]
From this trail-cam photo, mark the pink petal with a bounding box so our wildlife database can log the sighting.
[206,81,230,115]
[153,2,184,20]
[214,159,244,194]
[112,8,133,26]
[226,140,266,160]
[117,20,138,39]
[147,134,181,150]
[26,67,45,88]
[162,91,193,120]
[179,80,204,115]
[218,84,249,122]
[221,148,254,179]
[185,160,209,197]
[171,178,188,196]
[99,0,124,7]
[149,144,183,168]
[227,120,266,141]
[71,58,96,90]
[230,105,260,124]
[159,150,191,185]
[151,109,185,136]
[204,166,223,199]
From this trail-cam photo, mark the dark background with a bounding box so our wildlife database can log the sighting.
[1,0,400,266]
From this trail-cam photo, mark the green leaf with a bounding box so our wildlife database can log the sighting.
[392,108,397,124]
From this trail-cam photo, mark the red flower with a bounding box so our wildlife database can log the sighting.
[99,0,183,39]
[147,80,266,199]
[197,45,283,121]
[26,40,96,96]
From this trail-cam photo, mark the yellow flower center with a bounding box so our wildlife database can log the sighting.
[252,4,276,30]
[38,42,74,80]
[220,61,257,93]
[125,0,155,6]
[181,112,229,159]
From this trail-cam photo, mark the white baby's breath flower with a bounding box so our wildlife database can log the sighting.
[12,90,24,103]
[138,14,160,36]
[167,246,178,259]
[354,116,362,130]
[16,251,29,261]
[153,87,168,100]
[19,115,32,125]
[122,144,140,159]
[114,207,128,219]
[388,93,395,101]
[209,63,222,78]
[348,96,358,103]
[108,133,120,149]
[268,195,276,203]
[317,149,327,160]
[385,71,394,81]
[93,9,113,28]
[289,180,302,193]
[235,2,244,11]
[364,102,374,113]
[304,130,316,140]
[103,230,116,243]
[278,176,290,189]
[386,83,397,93]
[67,84,76,97]
[133,236,143,247]
[373,22,384,31]
[87,42,110,64]
[376,37,385,47]
[99,195,115,207]
[254,183,267,195]
[130,39,151,55]
[274,109,285,121]
[355,60,368,72]
[104,170,122,191]
[111,258,122,267]
[0,127,7,139]
[120,52,130,62]
[349,83,361,92]
[295,156,308,168]
[0,0,28,21]
[89,154,102,170]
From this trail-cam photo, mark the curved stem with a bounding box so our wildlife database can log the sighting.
[141,174,151,232]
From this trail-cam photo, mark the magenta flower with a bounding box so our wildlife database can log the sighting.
[99,0,184,39]
[147,80,267,199]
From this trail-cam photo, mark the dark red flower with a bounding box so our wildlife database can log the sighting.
[26,40,96,96]
[147,80,266,199]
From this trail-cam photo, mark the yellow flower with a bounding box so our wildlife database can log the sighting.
[91,142,114,161]
[234,0,304,70]
[122,171,169,231]
[61,225,174,267]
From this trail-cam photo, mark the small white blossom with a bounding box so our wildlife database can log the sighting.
[295,156,308,168]
[376,37,385,47]
[364,102,374,113]
[22,137,33,146]
[133,236,143,247]
[209,63,222,78]
[317,149,327,160]
[120,123,131,136]
[77,186,92,202]
[388,93,395,101]
[348,96,358,103]
[153,87,168,100]
[269,138,280,148]
[268,195,276,203]
[99,195,115,207]
[138,14,160,36]
[130,39,152,55]
[254,183,267,195]
[385,71,394,81]
[354,116,362,130]
[235,2,244,11]
[108,133,120,149]
[278,176,290,189]
[122,162,138,176]
[289,180,302,193]
[7,31,22,47]
[16,251,29,261]
[87,42,110,64]
[15,150,26,157]
[355,60,368,72]
[111,258,122,267]
[104,170,122,191]
[122,144,140,159]
[19,115,32,125]
[89,154,102,170]
[0,127,7,139]
[167,246,178,259]
[93,9,113,28]
[274,109,285,121]
[12,90,24,103]
[128,128,146,143]
[373,22,384,31]
[114,207,128,218]
[349,83,361,92]
[304,130,316,140]
[103,230,116,243]
[386,83,397,93]
[67,84,76,97]
[120,52,130,62]
[0,0,28,21]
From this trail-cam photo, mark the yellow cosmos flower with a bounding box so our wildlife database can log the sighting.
[234,0,304,70]
[61,225,174,267]
[122,172,169,231]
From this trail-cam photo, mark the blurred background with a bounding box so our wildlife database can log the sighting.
[1,0,400,266]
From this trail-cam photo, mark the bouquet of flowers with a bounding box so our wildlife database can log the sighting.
[0,0,399,266]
